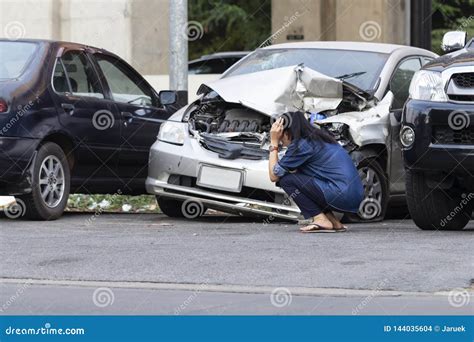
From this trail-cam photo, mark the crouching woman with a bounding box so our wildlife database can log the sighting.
[268,111,364,233]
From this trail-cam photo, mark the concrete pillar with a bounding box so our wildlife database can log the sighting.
[271,0,409,45]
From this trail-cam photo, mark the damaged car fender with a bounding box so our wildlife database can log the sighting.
[318,91,393,147]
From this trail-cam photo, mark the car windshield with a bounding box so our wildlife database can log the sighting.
[0,41,38,79]
[223,48,389,92]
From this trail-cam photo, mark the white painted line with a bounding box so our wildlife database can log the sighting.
[1,278,470,298]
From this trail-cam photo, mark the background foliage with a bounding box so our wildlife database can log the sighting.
[188,0,271,60]
[432,0,474,54]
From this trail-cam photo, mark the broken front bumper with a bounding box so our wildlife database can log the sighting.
[145,137,301,220]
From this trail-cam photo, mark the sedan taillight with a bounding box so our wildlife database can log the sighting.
[0,99,8,113]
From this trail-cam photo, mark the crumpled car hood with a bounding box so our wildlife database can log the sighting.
[197,65,367,115]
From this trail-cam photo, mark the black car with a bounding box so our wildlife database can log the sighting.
[0,39,179,220]
[188,51,249,74]
[401,32,474,230]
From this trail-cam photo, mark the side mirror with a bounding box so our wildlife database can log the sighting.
[442,31,467,53]
[159,91,177,105]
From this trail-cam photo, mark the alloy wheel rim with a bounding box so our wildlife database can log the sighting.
[38,155,65,208]
[357,166,383,220]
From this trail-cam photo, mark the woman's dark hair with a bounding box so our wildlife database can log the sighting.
[279,111,337,144]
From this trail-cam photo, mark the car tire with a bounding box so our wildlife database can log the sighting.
[405,169,472,230]
[156,196,206,219]
[18,142,70,220]
[344,158,388,223]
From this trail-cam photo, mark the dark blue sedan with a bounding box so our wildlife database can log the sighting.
[0,39,179,220]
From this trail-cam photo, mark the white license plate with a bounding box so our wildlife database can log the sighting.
[197,165,243,193]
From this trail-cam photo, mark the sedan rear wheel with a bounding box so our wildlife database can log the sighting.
[19,142,70,220]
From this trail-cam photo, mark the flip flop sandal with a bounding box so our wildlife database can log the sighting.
[300,224,337,233]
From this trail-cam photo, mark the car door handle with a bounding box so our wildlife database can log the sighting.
[121,112,133,123]
[61,103,75,115]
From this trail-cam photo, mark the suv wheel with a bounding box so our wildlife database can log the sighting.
[19,142,70,220]
[344,158,388,223]
[406,169,472,230]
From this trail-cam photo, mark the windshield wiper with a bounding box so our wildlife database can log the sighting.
[336,71,366,80]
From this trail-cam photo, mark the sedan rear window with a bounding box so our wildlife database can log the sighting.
[0,41,37,79]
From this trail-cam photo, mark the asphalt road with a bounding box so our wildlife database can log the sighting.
[0,213,473,315]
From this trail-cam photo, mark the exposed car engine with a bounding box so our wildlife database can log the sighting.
[188,87,371,136]
[184,74,377,160]
[189,103,271,135]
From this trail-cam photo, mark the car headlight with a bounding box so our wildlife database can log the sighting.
[409,70,448,102]
[158,121,186,145]
[322,123,351,147]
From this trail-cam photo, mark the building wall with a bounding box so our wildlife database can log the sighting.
[1,0,410,74]
[272,0,409,45]
[0,0,169,74]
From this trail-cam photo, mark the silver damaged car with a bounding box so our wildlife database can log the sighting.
[146,42,437,222]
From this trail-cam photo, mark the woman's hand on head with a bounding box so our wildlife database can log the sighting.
[270,117,284,143]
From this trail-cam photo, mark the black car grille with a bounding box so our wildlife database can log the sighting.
[432,126,474,145]
[452,73,474,88]
[448,94,474,102]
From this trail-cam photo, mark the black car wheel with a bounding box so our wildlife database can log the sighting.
[406,169,472,230]
[156,196,206,219]
[18,142,70,220]
[344,158,388,223]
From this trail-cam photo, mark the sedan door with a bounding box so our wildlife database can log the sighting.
[52,49,121,190]
[92,53,171,193]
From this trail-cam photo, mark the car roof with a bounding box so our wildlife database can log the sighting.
[262,41,429,55]
[0,38,115,55]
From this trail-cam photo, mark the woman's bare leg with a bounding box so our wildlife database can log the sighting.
[325,211,344,229]
[300,212,333,231]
